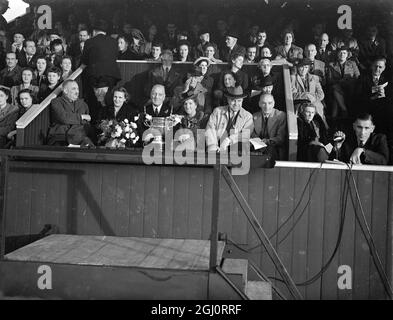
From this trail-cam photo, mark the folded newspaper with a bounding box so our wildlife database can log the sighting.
[249,138,267,150]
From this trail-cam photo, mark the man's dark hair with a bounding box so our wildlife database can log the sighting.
[355,112,374,124]
[21,67,34,75]
[151,41,163,49]
[92,19,108,33]
[50,39,64,52]
[18,88,37,105]
[23,39,36,48]
[46,66,62,77]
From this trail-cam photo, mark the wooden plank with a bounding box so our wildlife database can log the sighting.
[187,167,204,239]
[157,166,174,238]
[15,164,33,237]
[128,165,145,237]
[290,167,311,299]
[143,166,160,238]
[75,163,88,235]
[369,171,389,299]
[84,163,103,235]
[202,169,213,240]
[231,174,248,244]
[320,169,342,300]
[114,165,131,236]
[352,171,372,299]
[99,164,117,236]
[219,168,234,237]
[172,167,189,238]
[305,168,326,300]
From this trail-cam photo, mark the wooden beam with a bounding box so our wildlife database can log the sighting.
[221,165,303,300]
[209,164,221,271]
[0,156,9,260]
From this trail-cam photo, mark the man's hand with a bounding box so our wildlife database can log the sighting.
[309,140,324,147]
[350,147,364,164]
[81,114,91,122]
[333,131,346,149]
[220,137,231,151]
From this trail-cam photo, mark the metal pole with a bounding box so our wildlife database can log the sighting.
[209,163,221,271]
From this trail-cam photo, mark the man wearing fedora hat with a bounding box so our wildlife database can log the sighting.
[292,57,327,126]
[248,74,275,114]
[206,86,253,152]
[221,30,246,62]
[327,46,360,118]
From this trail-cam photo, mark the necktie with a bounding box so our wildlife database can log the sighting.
[359,141,365,148]
[262,116,269,139]
[163,67,168,81]
[154,107,159,116]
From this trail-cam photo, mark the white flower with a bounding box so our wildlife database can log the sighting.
[120,138,126,144]
[125,133,130,139]
[130,132,136,139]
[134,115,139,121]
[124,119,129,124]
[124,126,131,132]
[130,122,137,129]
[145,114,152,121]
[133,136,140,144]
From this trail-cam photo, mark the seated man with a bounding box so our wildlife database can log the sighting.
[195,30,219,59]
[0,52,22,88]
[297,102,329,162]
[146,41,162,61]
[205,86,253,152]
[327,46,360,118]
[358,24,386,71]
[304,43,326,86]
[221,31,246,63]
[245,44,257,63]
[291,58,327,126]
[144,50,182,101]
[17,39,38,69]
[316,33,334,64]
[331,113,389,165]
[255,30,270,61]
[47,79,93,146]
[251,93,287,159]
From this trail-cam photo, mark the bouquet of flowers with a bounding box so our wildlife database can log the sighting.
[98,116,140,149]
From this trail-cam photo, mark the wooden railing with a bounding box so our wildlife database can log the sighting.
[15,60,298,159]
[15,65,86,147]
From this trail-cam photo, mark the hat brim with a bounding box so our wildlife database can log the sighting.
[194,57,211,67]
[224,92,248,99]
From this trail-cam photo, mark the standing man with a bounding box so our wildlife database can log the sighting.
[81,20,121,122]
[0,52,22,87]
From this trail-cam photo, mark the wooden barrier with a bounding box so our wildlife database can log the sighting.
[0,148,391,299]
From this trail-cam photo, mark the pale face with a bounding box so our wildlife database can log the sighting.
[305,44,317,60]
[64,82,79,101]
[302,106,316,122]
[224,74,236,88]
[113,91,126,108]
[118,37,128,52]
[79,30,89,42]
[204,46,215,59]
[24,41,36,56]
[6,53,17,68]
[259,95,275,115]
[261,47,272,57]
[228,97,243,112]
[149,24,157,36]
[36,58,47,73]
[298,65,310,77]
[179,45,189,59]
[284,33,293,46]
[259,59,272,75]
[232,55,244,69]
[367,27,378,40]
[183,99,197,116]
[199,61,208,75]
[320,33,329,47]
[53,44,63,55]
[0,90,8,105]
[47,72,60,85]
[338,50,348,62]
[225,36,237,48]
[246,47,257,61]
[257,32,267,45]
[353,119,374,144]
[61,58,72,73]
[19,92,33,109]
[151,46,161,59]
[151,86,165,106]
[372,60,386,77]
[13,33,24,45]
[22,70,33,84]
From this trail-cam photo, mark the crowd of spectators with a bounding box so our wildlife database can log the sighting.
[0,1,392,165]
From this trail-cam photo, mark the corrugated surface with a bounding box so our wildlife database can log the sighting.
[3,161,392,299]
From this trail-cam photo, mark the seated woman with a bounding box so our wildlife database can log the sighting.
[213,70,238,107]
[60,55,73,82]
[129,28,147,60]
[173,95,208,151]
[175,40,193,62]
[203,42,223,64]
[178,57,214,114]
[274,29,303,67]
[297,102,330,162]
[37,66,62,102]
[33,55,49,88]
[0,86,19,148]
[117,34,136,60]
[10,67,39,105]
[99,87,139,123]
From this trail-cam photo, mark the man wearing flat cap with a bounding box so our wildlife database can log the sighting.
[292,57,327,126]
[206,86,253,152]
[327,46,360,118]
[221,30,246,62]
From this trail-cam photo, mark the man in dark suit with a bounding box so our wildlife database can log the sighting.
[47,79,94,146]
[17,40,38,68]
[358,25,387,71]
[331,113,389,165]
[144,50,182,100]
[251,93,287,160]
[304,43,326,86]
[68,27,90,68]
[0,52,22,88]
[221,31,246,62]
[81,20,121,122]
